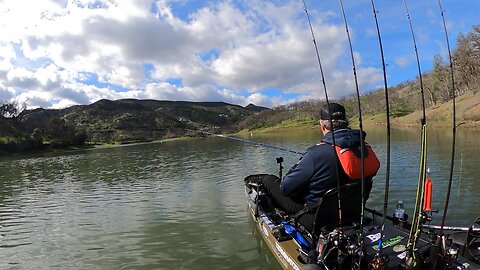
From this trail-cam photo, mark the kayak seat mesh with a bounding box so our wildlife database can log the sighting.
[293,179,373,235]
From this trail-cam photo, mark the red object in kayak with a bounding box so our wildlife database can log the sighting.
[423,177,432,212]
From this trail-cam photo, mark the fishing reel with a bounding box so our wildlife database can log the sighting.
[401,249,425,270]
[370,256,390,270]
[445,246,461,268]
[313,228,352,266]
[369,250,390,270]
[420,209,439,225]
[466,217,480,264]
[317,225,370,269]
[434,234,467,270]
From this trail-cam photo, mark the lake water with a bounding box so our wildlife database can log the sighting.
[1,127,479,269]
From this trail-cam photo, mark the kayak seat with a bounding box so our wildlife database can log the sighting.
[244,174,268,187]
[293,179,373,235]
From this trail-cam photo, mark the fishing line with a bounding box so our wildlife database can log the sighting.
[456,153,463,204]
[437,0,457,235]
[302,0,344,235]
[402,0,429,259]
[368,0,391,263]
[337,0,366,266]
[187,129,305,155]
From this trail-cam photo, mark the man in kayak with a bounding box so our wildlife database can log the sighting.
[251,102,379,232]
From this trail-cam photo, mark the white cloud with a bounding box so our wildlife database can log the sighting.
[6,67,41,89]
[246,93,289,108]
[0,43,15,70]
[395,56,411,68]
[15,91,53,108]
[0,0,386,109]
[0,85,15,102]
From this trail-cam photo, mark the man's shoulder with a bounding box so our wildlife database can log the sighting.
[306,143,335,156]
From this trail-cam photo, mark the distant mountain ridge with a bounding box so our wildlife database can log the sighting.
[13,99,269,145]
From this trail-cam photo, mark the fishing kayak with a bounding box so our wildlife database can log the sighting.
[245,174,480,270]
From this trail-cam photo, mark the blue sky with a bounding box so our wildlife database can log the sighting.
[0,0,479,109]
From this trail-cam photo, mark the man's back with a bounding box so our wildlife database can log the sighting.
[281,128,370,208]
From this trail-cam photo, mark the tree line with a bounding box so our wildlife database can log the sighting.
[1,25,479,151]
[0,101,87,153]
[240,24,480,129]
[364,24,480,117]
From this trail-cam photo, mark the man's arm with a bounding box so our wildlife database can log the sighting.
[280,150,315,196]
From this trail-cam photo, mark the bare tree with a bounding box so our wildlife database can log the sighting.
[0,100,27,119]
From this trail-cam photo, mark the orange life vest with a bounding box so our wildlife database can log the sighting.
[321,142,380,180]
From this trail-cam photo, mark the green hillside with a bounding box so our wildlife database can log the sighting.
[1,25,478,153]
[239,24,480,131]
[0,99,267,154]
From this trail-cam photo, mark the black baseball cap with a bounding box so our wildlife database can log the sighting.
[320,102,346,120]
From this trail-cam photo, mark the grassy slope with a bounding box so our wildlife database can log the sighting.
[360,91,480,128]
[245,91,480,134]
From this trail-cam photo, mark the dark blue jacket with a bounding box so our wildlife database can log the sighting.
[280,128,367,207]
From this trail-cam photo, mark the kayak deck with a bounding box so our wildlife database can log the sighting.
[245,182,480,270]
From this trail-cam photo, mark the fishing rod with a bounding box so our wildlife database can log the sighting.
[337,0,367,267]
[187,129,305,155]
[301,0,344,240]
[437,0,457,236]
[402,0,427,126]
[368,0,391,268]
[423,224,480,233]
[402,0,429,266]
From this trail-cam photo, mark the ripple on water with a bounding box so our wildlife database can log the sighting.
[1,131,478,269]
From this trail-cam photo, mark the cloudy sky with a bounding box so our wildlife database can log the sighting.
[0,0,479,109]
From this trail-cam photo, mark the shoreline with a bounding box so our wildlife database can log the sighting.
[241,119,480,135]
[0,136,199,158]
[2,120,479,157]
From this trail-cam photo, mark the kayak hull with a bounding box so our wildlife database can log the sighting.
[246,185,306,270]
[245,181,480,270]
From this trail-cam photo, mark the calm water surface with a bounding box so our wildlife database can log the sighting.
[1,127,479,269]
